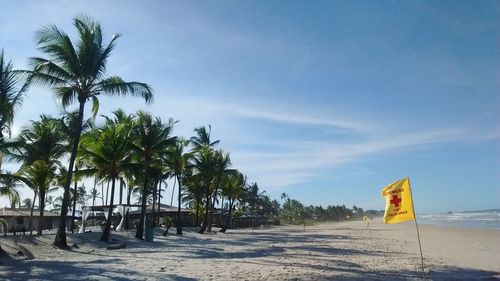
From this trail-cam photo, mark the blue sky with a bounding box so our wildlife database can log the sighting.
[0,0,498,213]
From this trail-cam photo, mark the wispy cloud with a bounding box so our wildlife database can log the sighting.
[230,126,485,189]
[115,92,496,191]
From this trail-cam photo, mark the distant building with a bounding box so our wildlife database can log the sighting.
[127,203,193,227]
[0,208,72,235]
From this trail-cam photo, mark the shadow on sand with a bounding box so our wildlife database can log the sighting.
[304,266,500,280]
[1,228,498,280]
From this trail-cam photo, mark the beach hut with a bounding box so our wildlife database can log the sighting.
[127,203,193,227]
[0,207,72,235]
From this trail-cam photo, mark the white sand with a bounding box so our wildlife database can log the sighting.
[0,220,499,280]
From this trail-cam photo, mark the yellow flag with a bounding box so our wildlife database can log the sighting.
[381,178,415,224]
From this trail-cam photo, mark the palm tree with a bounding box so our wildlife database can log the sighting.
[220,171,245,232]
[18,161,56,235]
[164,139,190,235]
[102,109,135,206]
[2,115,64,235]
[129,111,175,239]
[79,119,132,242]
[190,125,219,150]
[28,16,154,248]
[0,172,21,208]
[243,182,265,214]
[207,150,231,232]
[60,111,92,233]
[182,173,204,226]
[90,184,100,210]
[0,50,29,171]
[23,198,32,208]
[0,50,29,145]
[192,147,216,234]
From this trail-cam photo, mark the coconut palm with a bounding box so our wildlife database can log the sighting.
[182,172,204,226]
[129,111,176,239]
[79,120,133,242]
[164,139,190,235]
[89,184,100,210]
[191,146,217,234]
[207,150,231,232]
[60,111,92,232]
[102,109,135,205]
[19,161,57,235]
[190,125,219,150]
[0,172,21,208]
[23,198,32,209]
[220,171,245,233]
[2,115,64,234]
[0,50,29,146]
[0,50,30,173]
[28,16,154,248]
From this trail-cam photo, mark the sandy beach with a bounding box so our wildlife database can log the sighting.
[0,220,499,281]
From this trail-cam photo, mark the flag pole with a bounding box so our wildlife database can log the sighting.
[407,177,426,280]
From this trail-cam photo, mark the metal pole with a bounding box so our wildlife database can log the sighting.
[408,177,426,280]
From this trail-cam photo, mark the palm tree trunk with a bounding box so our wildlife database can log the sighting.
[135,173,149,240]
[92,195,95,228]
[207,186,218,232]
[100,177,116,242]
[170,178,176,206]
[54,100,84,248]
[198,185,210,234]
[220,200,233,233]
[101,181,104,205]
[29,191,37,235]
[38,187,46,236]
[195,198,200,226]
[157,180,162,226]
[71,166,78,233]
[176,175,183,235]
[151,178,157,227]
[125,185,131,230]
[218,195,225,228]
[105,180,110,205]
[119,178,123,205]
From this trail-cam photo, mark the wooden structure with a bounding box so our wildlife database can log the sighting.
[0,207,72,235]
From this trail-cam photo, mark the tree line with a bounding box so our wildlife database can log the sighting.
[0,15,375,249]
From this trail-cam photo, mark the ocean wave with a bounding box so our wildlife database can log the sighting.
[418,210,500,230]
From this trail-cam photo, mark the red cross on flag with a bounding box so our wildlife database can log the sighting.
[381,178,416,224]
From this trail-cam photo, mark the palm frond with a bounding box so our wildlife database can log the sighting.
[96,76,153,103]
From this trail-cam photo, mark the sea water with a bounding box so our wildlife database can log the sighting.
[418,209,500,230]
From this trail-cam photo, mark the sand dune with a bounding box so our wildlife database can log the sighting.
[0,220,499,280]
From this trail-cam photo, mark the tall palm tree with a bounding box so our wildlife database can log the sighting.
[164,139,190,235]
[90,184,100,210]
[0,50,29,146]
[2,115,64,235]
[0,50,29,171]
[28,16,154,248]
[103,109,135,206]
[192,147,216,234]
[182,172,204,226]
[207,150,231,232]
[129,111,175,239]
[190,125,219,150]
[17,161,57,235]
[60,111,92,232]
[220,171,245,233]
[79,119,132,242]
